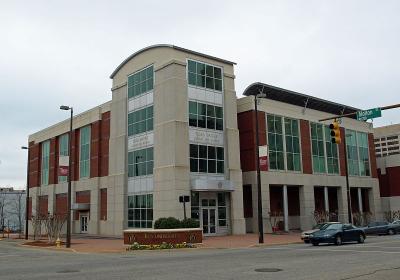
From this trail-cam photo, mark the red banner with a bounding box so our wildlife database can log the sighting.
[259,156,268,171]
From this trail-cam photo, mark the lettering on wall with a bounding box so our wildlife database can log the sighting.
[128,133,154,150]
[189,129,223,146]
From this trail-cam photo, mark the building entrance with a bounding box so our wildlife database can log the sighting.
[80,214,88,233]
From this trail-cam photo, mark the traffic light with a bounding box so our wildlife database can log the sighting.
[329,121,341,144]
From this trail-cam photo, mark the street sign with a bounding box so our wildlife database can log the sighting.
[356,108,382,121]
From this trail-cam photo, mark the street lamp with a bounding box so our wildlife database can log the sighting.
[60,105,73,248]
[21,146,29,240]
[254,91,266,244]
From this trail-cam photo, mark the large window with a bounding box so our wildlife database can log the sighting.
[187,60,223,91]
[284,117,301,171]
[324,126,339,174]
[128,194,153,228]
[346,130,359,176]
[217,193,227,227]
[128,147,154,177]
[127,65,154,99]
[41,140,50,185]
[190,144,224,174]
[79,126,91,178]
[267,114,284,170]
[128,106,153,136]
[191,192,200,220]
[357,131,370,176]
[311,123,326,173]
[58,134,69,182]
[189,101,223,130]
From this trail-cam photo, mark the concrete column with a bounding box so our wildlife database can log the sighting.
[358,188,363,213]
[283,185,289,232]
[299,185,314,230]
[89,185,99,234]
[324,186,329,213]
[337,185,348,223]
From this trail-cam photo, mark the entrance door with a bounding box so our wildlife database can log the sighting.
[202,208,216,235]
[80,214,88,233]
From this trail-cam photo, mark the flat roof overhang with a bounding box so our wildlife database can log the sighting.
[243,82,361,119]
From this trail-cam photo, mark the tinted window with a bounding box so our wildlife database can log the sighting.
[324,224,343,230]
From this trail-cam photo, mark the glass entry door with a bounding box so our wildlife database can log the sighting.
[202,208,216,234]
[80,214,88,233]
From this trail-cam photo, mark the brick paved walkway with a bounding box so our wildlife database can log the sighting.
[10,232,302,253]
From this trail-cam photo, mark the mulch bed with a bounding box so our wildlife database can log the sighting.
[23,241,63,247]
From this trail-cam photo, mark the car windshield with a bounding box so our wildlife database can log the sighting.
[321,224,342,230]
[313,224,326,230]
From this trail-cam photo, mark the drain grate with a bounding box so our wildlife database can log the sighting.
[255,268,282,273]
[56,270,80,274]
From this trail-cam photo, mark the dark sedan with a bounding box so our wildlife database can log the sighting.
[309,223,366,246]
[361,221,400,235]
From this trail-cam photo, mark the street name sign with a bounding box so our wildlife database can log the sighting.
[356,108,382,121]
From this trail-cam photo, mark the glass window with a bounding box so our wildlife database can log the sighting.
[190,144,224,174]
[58,134,69,182]
[267,114,284,170]
[188,101,223,131]
[127,194,153,228]
[346,130,359,176]
[41,140,50,185]
[218,193,227,226]
[79,126,91,178]
[128,147,154,177]
[357,131,370,176]
[324,126,339,174]
[127,65,154,99]
[311,123,326,173]
[284,118,301,171]
[128,106,154,136]
[187,60,223,92]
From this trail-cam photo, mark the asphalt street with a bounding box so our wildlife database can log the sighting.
[1,236,400,280]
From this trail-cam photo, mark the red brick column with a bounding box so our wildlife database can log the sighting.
[100,111,110,177]
[90,122,100,178]
[300,120,312,174]
[28,142,40,188]
[49,138,57,184]
[237,110,266,172]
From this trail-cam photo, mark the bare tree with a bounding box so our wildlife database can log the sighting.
[0,192,11,237]
[43,214,67,243]
[8,192,25,238]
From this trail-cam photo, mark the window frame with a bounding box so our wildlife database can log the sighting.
[127,65,154,99]
[127,193,153,228]
[41,140,50,185]
[79,125,91,179]
[187,59,224,92]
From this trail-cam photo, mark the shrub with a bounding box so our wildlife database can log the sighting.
[154,217,200,229]
[154,217,181,229]
[180,218,200,228]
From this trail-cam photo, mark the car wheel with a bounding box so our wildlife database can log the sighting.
[358,234,365,244]
[312,242,319,246]
[335,235,342,246]
[388,229,395,235]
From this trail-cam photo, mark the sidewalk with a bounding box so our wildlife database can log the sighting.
[11,232,302,253]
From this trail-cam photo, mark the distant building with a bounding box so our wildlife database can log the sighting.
[0,187,26,232]
[374,124,400,212]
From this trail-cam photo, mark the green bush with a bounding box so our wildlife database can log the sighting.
[154,217,181,229]
[154,217,200,229]
[180,218,200,228]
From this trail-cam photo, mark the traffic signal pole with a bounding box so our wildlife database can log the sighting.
[342,134,353,224]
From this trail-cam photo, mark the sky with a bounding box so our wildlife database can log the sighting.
[1,0,399,189]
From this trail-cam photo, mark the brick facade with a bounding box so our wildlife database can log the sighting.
[38,195,48,217]
[238,110,266,172]
[55,193,68,216]
[100,188,107,220]
[299,119,312,174]
[378,166,400,197]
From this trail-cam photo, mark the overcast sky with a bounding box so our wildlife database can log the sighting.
[1,0,399,189]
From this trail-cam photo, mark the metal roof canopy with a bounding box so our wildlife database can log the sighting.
[243,82,360,119]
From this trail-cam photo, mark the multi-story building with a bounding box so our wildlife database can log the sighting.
[26,45,383,237]
[27,45,245,236]
[237,83,381,232]
[0,187,26,232]
[374,124,400,212]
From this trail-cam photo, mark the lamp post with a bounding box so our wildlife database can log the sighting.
[254,91,266,243]
[60,105,73,248]
[21,146,29,240]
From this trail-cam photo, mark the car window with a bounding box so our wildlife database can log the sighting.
[368,222,377,227]
[313,224,325,230]
[325,224,343,230]
[343,224,353,230]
